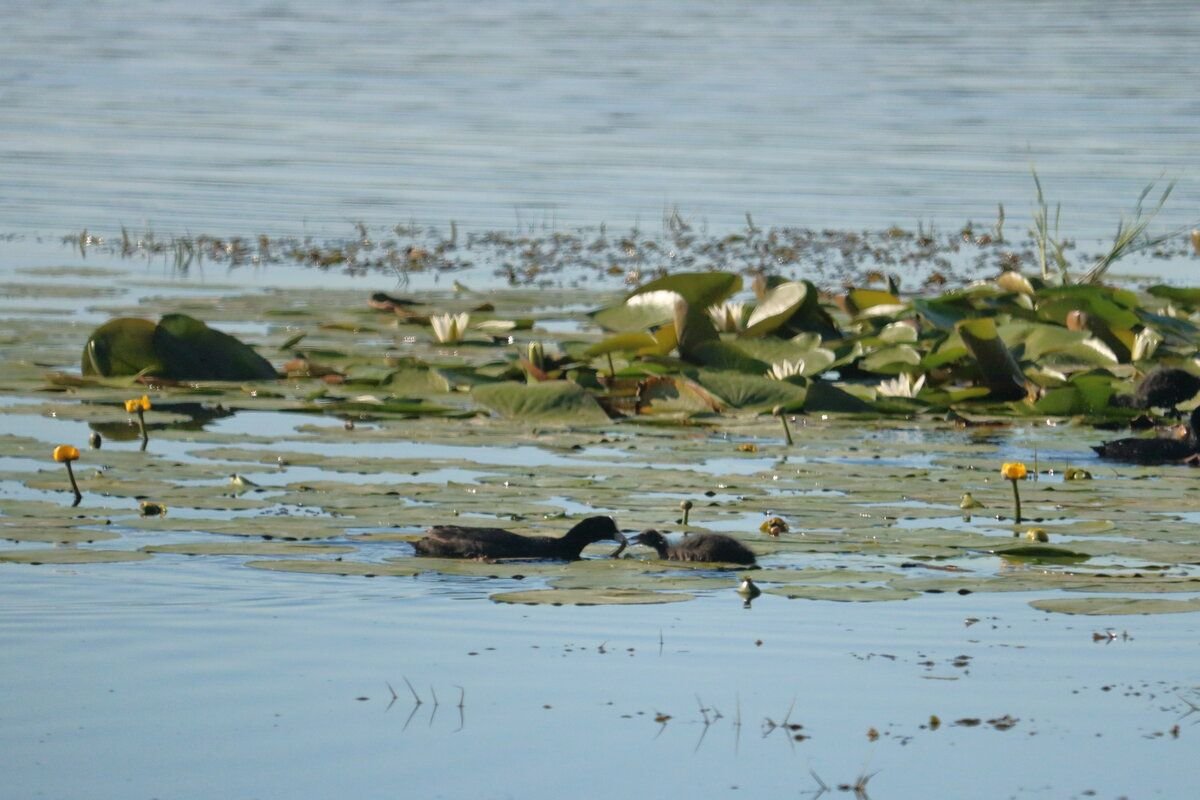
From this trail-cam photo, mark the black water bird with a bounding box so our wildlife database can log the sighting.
[413,516,625,561]
[1111,367,1200,413]
[1092,406,1200,464]
[633,529,757,565]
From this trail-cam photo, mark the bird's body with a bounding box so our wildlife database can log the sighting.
[1112,367,1200,413]
[1092,407,1200,464]
[633,529,757,565]
[413,516,625,561]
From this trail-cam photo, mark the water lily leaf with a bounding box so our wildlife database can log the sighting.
[245,559,422,577]
[859,344,922,374]
[804,380,876,413]
[1146,284,1200,309]
[764,584,919,602]
[143,542,355,556]
[692,370,808,410]
[912,296,976,331]
[844,288,902,315]
[584,332,661,359]
[1030,596,1200,616]
[0,549,153,564]
[956,318,1027,400]
[472,380,610,423]
[490,587,694,605]
[153,314,279,380]
[81,318,164,377]
[1020,324,1118,366]
[637,376,724,414]
[993,545,1089,563]
[685,340,769,373]
[591,272,741,331]
[1036,285,1141,330]
[673,296,720,359]
[742,280,809,337]
[631,272,742,310]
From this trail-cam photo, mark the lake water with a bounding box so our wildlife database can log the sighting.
[3,0,1198,243]
[4,2,1200,798]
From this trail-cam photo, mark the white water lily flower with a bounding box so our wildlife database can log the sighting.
[766,359,806,380]
[430,312,470,343]
[1131,326,1162,362]
[707,301,748,332]
[877,372,926,398]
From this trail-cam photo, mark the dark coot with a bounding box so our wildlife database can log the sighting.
[413,515,625,561]
[633,529,757,565]
[1092,406,1200,464]
[1111,367,1200,412]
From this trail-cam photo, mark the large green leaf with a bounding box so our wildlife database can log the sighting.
[629,271,742,309]
[1146,284,1200,309]
[472,380,610,423]
[153,314,279,380]
[590,272,741,332]
[742,280,808,337]
[1020,324,1118,366]
[81,318,163,377]
[956,318,1027,400]
[693,369,808,410]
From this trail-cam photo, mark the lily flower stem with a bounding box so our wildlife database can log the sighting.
[779,414,793,446]
[606,353,615,379]
[1009,478,1022,524]
[136,409,148,450]
[64,461,82,507]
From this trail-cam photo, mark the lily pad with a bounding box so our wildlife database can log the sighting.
[245,559,422,577]
[764,584,920,602]
[0,549,153,564]
[490,587,694,605]
[1030,596,1200,616]
[472,380,610,423]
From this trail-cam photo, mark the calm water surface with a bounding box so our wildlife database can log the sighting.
[4,3,1200,797]
[2,0,1198,241]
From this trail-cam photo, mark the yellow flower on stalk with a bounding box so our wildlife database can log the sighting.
[125,395,152,413]
[1001,462,1027,524]
[1000,462,1027,481]
[53,444,80,463]
[52,444,82,506]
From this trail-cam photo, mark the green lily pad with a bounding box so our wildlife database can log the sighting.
[472,380,610,423]
[1030,596,1200,616]
[143,542,356,557]
[245,559,422,577]
[764,584,920,602]
[0,549,153,564]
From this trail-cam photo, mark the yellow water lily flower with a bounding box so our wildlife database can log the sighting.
[53,445,82,506]
[124,395,152,413]
[1001,462,1027,523]
[52,444,80,463]
[1000,462,1027,481]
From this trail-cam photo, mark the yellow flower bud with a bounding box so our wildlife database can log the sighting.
[52,444,80,463]
[1001,462,1028,481]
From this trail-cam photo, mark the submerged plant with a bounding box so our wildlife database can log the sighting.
[430,312,470,344]
[52,445,82,507]
[1001,462,1028,523]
